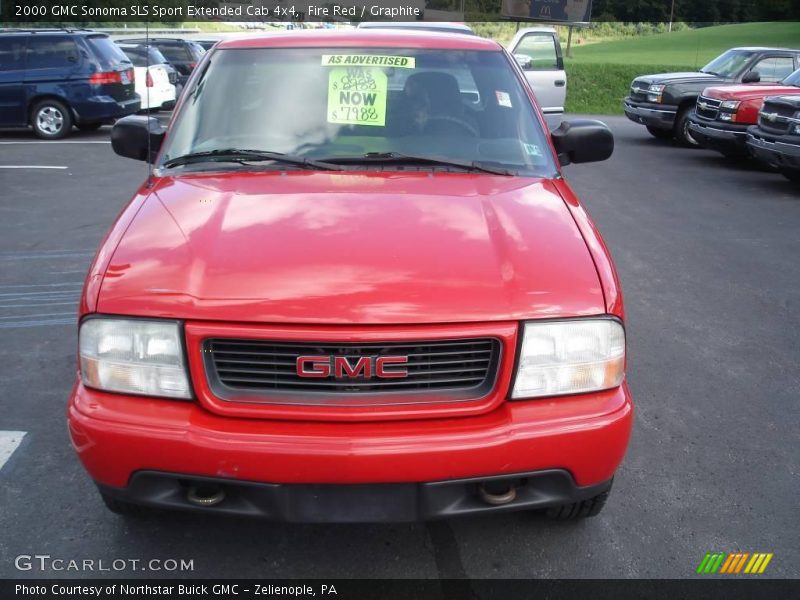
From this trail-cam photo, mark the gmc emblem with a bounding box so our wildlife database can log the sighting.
[296,355,409,379]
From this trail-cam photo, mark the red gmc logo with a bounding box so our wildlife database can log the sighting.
[296,356,409,379]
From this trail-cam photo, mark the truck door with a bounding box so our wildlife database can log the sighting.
[509,31,567,114]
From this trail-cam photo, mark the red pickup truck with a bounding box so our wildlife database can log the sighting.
[68,31,632,522]
[688,68,800,157]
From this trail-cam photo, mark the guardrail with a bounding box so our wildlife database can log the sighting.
[94,28,202,35]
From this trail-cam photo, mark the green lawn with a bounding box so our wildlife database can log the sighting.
[568,22,800,67]
[564,22,800,114]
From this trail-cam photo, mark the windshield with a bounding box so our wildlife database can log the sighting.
[160,47,556,177]
[782,68,800,86]
[701,50,753,78]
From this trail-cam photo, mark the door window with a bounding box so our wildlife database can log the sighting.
[514,33,559,70]
[751,56,795,83]
[0,37,26,71]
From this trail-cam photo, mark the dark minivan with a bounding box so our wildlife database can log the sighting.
[0,29,140,139]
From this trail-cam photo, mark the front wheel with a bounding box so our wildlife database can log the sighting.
[31,99,73,140]
[546,486,612,520]
[646,125,673,140]
[674,107,700,147]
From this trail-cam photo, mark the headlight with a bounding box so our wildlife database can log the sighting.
[511,319,625,399]
[720,100,740,110]
[718,100,740,122]
[647,84,666,103]
[79,318,191,399]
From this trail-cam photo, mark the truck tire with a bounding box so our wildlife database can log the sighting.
[31,99,73,140]
[674,107,700,147]
[646,126,672,140]
[545,486,611,520]
[100,492,153,517]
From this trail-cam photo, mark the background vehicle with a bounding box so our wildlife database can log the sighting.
[624,47,800,146]
[115,43,177,112]
[194,40,220,51]
[121,38,205,88]
[0,28,139,139]
[507,27,567,114]
[356,22,475,35]
[73,31,628,523]
[689,68,800,157]
[747,95,800,182]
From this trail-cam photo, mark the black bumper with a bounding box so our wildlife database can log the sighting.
[747,128,800,170]
[688,117,749,155]
[97,469,612,523]
[623,97,677,129]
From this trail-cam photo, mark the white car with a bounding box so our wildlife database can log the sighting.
[508,27,567,114]
[116,43,177,111]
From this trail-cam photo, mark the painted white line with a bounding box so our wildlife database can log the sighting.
[0,166,68,170]
[0,431,26,472]
[0,141,110,145]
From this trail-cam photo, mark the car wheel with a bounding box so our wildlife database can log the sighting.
[674,107,700,147]
[780,169,800,183]
[100,492,154,517]
[31,99,73,140]
[545,486,612,520]
[646,126,672,140]
[77,121,103,132]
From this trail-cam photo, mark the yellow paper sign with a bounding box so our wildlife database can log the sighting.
[327,67,388,127]
[322,55,416,69]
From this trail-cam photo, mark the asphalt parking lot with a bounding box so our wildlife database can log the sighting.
[0,115,798,580]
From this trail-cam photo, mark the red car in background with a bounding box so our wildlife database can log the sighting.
[689,68,800,157]
[68,30,632,522]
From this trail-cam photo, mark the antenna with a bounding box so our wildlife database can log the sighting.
[146,18,153,187]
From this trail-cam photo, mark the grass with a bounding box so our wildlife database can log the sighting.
[563,22,800,114]
[568,22,800,66]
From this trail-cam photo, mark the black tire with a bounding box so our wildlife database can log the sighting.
[546,487,611,521]
[646,126,672,140]
[77,121,103,132]
[780,168,800,183]
[674,107,700,147]
[100,492,153,517]
[31,99,73,140]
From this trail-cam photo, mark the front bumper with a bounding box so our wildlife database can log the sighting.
[688,117,749,155]
[623,97,677,129]
[747,128,800,169]
[68,381,633,520]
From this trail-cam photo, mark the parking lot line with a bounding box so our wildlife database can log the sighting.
[0,431,26,472]
[0,166,68,170]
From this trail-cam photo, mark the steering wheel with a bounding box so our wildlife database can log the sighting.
[423,115,480,137]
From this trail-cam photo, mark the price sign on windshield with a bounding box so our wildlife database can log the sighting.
[327,67,388,127]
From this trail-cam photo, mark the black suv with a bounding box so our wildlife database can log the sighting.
[0,29,140,139]
[747,95,800,182]
[624,47,800,146]
[122,38,205,88]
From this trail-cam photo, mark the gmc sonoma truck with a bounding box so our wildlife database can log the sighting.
[747,94,800,182]
[689,68,800,157]
[69,31,632,522]
[624,47,800,146]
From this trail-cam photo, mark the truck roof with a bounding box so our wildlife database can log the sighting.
[217,29,501,51]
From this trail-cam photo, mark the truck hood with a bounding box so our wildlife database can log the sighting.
[97,171,604,324]
[636,71,723,87]
[703,84,800,101]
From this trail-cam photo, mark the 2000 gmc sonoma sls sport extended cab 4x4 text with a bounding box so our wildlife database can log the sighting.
[68,30,632,522]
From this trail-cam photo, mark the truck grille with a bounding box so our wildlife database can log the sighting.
[203,338,500,405]
[696,96,721,121]
[758,101,798,134]
[629,81,650,102]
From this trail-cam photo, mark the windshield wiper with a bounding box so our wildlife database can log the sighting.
[319,152,515,176]
[701,70,723,77]
[162,149,343,170]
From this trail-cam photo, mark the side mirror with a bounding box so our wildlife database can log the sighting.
[111,115,167,163]
[742,70,760,84]
[514,54,532,70]
[551,119,614,166]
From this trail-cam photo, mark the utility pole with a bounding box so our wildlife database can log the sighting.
[669,0,676,32]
